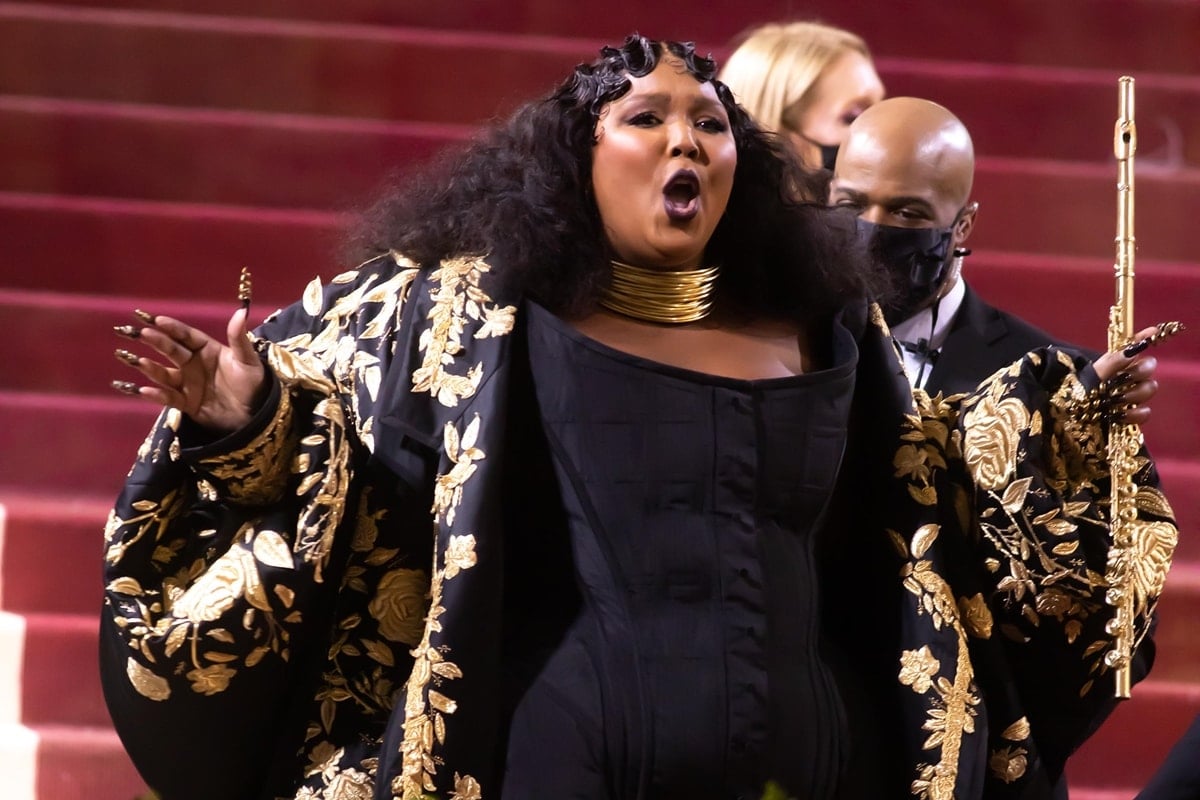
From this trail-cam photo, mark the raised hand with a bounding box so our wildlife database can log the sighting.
[112,307,267,434]
[1091,322,1184,425]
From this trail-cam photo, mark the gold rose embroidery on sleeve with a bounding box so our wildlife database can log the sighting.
[962,393,1028,492]
[109,525,302,700]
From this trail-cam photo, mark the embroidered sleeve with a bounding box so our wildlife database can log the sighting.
[901,346,1178,791]
[182,377,299,506]
[101,254,434,798]
[948,348,1177,672]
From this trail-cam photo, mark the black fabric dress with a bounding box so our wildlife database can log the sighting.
[500,303,884,800]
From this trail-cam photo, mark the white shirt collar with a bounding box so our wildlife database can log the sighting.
[891,278,967,389]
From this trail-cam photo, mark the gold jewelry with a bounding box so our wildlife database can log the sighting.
[238,267,253,311]
[599,260,719,324]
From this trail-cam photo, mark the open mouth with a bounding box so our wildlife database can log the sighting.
[663,170,701,221]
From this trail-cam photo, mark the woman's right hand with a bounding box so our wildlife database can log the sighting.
[114,307,267,434]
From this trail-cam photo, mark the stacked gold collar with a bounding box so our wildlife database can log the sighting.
[599,260,719,324]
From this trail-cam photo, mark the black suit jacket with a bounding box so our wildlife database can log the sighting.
[926,283,1087,397]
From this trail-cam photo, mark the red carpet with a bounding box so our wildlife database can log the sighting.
[0,1,1196,797]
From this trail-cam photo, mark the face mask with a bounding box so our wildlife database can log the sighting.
[855,217,955,325]
[793,130,839,171]
[815,141,839,171]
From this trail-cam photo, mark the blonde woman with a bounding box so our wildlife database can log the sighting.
[720,21,885,169]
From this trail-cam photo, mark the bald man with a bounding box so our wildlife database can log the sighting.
[830,97,1077,395]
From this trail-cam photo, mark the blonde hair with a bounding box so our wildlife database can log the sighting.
[718,21,872,135]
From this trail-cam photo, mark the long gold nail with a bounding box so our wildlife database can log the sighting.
[238,267,252,310]
[1123,320,1186,357]
[114,348,140,366]
[133,309,156,325]
[113,324,140,339]
[111,380,140,395]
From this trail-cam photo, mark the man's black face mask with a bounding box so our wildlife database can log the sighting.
[856,217,955,326]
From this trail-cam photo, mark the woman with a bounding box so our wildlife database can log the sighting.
[719,21,886,170]
[102,36,1174,800]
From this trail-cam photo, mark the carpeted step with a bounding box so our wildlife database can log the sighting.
[0,191,345,305]
[0,94,468,212]
[0,494,110,616]
[968,158,1200,264]
[3,96,1197,262]
[1151,567,1200,684]
[967,253,1200,361]
[6,4,1198,169]
[0,290,282,399]
[0,3,588,127]
[1066,679,1200,791]
[20,613,108,728]
[0,392,160,497]
[32,724,148,799]
[22,0,1200,75]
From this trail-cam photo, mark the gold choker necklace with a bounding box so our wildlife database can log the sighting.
[599,260,719,324]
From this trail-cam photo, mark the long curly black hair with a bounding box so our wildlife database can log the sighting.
[349,34,886,324]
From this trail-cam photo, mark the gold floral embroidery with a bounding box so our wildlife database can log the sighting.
[957,594,993,639]
[133,408,183,472]
[962,394,1029,490]
[274,255,420,450]
[1136,486,1174,519]
[450,773,482,800]
[126,658,171,701]
[197,387,297,505]
[1001,717,1031,741]
[110,523,301,701]
[187,663,237,695]
[295,743,380,800]
[397,414,487,798]
[104,487,187,567]
[891,490,979,799]
[412,255,516,408]
[1123,521,1177,610]
[434,416,485,527]
[368,568,430,645]
[899,647,940,693]
[989,746,1028,783]
[396,564,473,798]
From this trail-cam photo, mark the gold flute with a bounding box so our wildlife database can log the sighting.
[1103,76,1139,699]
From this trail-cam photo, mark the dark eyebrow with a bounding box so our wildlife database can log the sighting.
[621,91,726,116]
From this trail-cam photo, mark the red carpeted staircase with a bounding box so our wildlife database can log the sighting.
[0,1,1196,797]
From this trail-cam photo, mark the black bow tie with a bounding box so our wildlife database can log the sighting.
[897,338,940,362]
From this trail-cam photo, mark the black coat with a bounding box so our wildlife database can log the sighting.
[926,284,1093,397]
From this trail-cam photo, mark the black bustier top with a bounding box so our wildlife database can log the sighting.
[502,301,862,800]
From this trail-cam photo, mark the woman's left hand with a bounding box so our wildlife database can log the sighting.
[1091,325,1163,425]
